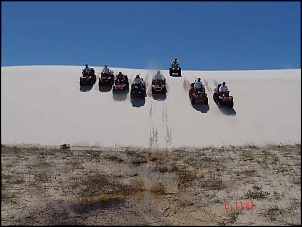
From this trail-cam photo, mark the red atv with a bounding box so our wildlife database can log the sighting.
[213,84,234,108]
[99,71,114,87]
[189,83,208,105]
[113,74,129,92]
[80,68,96,86]
[152,77,167,94]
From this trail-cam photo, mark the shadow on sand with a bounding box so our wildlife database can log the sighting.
[192,104,210,113]
[130,97,146,107]
[152,93,167,101]
[218,105,237,116]
[99,85,112,92]
[113,90,129,101]
[80,85,93,92]
[170,74,182,78]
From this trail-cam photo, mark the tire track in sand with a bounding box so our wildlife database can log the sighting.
[149,99,158,147]
[163,102,172,145]
[149,99,172,148]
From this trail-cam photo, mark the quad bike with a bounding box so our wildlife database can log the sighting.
[213,84,234,108]
[113,74,129,92]
[99,71,114,87]
[80,68,96,86]
[152,77,167,94]
[130,79,146,99]
[189,83,208,105]
[169,64,181,76]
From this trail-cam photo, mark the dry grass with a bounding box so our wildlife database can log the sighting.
[1,143,301,226]
[245,188,270,199]
[222,207,243,225]
[261,204,286,221]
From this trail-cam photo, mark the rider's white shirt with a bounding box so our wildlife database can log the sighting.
[194,81,203,89]
[102,67,110,74]
[154,74,164,80]
[219,85,228,93]
[133,78,142,84]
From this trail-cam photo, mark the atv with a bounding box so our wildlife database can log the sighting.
[130,79,146,99]
[213,84,234,108]
[152,77,167,94]
[189,83,208,105]
[169,64,181,76]
[113,74,129,92]
[99,71,114,87]
[80,68,96,86]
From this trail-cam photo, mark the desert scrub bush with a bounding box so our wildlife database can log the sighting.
[261,204,285,221]
[222,207,243,225]
[245,189,270,199]
[104,154,123,163]
[155,165,169,173]
[199,176,225,190]
[150,183,166,195]
[60,143,71,150]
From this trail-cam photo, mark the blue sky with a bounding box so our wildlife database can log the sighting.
[1,1,301,70]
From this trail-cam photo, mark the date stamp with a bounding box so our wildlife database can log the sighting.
[225,201,255,210]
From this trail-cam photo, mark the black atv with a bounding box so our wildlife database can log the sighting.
[169,65,181,76]
[130,79,146,99]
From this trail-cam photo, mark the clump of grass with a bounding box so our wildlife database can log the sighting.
[60,143,71,150]
[150,183,166,195]
[131,158,148,165]
[155,165,169,173]
[176,169,198,188]
[252,184,262,191]
[67,158,84,169]
[104,154,123,163]
[262,204,285,221]
[199,176,225,190]
[34,173,51,183]
[245,189,270,199]
[223,207,242,224]
[130,179,145,191]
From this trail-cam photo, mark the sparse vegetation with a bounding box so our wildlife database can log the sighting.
[261,204,285,221]
[245,188,270,199]
[60,143,71,150]
[222,207,243,225]
[1,144,300,226]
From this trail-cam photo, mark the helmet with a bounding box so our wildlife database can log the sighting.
[222,81,226,85]
[136,75,140,78]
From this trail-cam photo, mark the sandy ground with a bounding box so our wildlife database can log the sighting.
[1,144,301,226]
[2,66,301,148]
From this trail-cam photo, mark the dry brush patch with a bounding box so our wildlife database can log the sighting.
[1,144,301,226]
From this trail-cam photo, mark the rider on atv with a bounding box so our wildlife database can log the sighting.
[218,82,228,95]
[154,70,165,80]
[116,71,127,81]
[83,64,91,75]
[101,64,110,74]
[152,71,166,94]
[171,58,179,68]
[133,74,143,85]
[194,78,204,92]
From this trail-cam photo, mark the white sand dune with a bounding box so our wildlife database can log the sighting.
[1,66,301,148]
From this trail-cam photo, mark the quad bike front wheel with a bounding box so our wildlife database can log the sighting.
[191,96,195,105]
[204,98,208,105]
[228,101,234,108]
